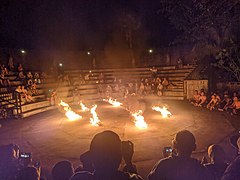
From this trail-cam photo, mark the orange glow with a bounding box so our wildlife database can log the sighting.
[103,97,122,107]
[80,102,89,111]
[152,106,172,118]
[59,100,82,121]
[65,110,82,121]
[90,105,101,126]
[131,110,148,129]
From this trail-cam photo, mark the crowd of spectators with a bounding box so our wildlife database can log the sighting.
[0,57,52,105]
[190,89,240,116]
[1,129,240,179]
[93,67,174,99]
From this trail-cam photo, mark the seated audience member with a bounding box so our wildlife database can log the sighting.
[40,72,47,83]
[84,72,91,82]
[155,77,161,84]
[195,91,207,107]
[134,81,138,94]
[34,72,41,84]
[17,71,26,83]
[97,84,105,98]
[1,64,8,75]
[127,83,135,94]
[218,94,232,111]
[222,134,240,179]
[144,78,149,84]
[0,70,11,87]
[190,90,200,104]
[8,56,14,71]
[157,83,163,97]
[138,82,145,96]
[18,63,23,72]
[207,94,219,111]
[27,79,34,86]
[229,97,240,115]
[15,86,23,93]
[98,73,105,83]
[21,86,34,103]
[114,84,120,93]
[62,74,71,86]
[145,83,152,95]
[50,89,58,105]
[27,72,33,79]
[105,85,113,97]
[148,130,211,180]
[177,58,183,69]
[204,144,228,179]
[30,82,38,95]
[17,166,40,180]
[71,130,143,180]
[52,160,74,180]
[150,66,158,78]
[162,78,169,89]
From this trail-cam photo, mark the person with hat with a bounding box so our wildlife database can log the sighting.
[71,130,143,180]
[148,130,211,180]
[222,132,240,179]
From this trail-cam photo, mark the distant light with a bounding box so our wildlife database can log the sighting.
[87,52,91,55]
[59,63,63,67]
[149,49,153,53]
[21,50,26,54]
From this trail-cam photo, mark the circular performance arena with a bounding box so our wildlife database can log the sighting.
[0,97,237,179]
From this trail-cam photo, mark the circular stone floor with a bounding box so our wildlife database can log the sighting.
[0,98,238,179]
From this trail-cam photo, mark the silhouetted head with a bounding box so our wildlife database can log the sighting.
[89,130,122,173]
[52,160,74,180]
[208,144,225,164]
[172,130,196,156]
[17,166,40,180]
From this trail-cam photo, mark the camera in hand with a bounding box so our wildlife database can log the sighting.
[162,147,172,158]
[20,152,32,159]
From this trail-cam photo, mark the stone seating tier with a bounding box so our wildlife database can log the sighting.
[0,65,196,118]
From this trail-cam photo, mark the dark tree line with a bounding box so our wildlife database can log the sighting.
[160,0,240,81]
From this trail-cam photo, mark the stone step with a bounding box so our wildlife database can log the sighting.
[66,65,195,73]
[158,96,184,100]
[56,86,73,92]
[21,106,56,118]
[21,100,51,112]
[163,91,184,96]
[79,89,98,94]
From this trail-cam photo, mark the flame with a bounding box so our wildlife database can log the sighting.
[80,102,89,111]
[90,105,101,126]
[59,100,82,121]
[131,110,148,129]
[65,110,82,121]
[104,97,122,107]
[152,106,172,118]
[59,100,70,111]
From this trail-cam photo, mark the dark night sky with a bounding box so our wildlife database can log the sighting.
[0,0,179,50]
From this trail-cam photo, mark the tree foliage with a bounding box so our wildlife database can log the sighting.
[161,0,240,81]
[160,0,239,47]
[214,43,240,81]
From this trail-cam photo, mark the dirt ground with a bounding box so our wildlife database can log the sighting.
[0,98,240,179]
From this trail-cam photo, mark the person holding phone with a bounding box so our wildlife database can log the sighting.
[71,130,143,180]
[148,130,212,180]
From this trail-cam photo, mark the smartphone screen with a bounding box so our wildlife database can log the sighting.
[20,152,31,158]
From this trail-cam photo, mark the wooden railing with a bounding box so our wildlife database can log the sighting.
[0,89,22,118]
